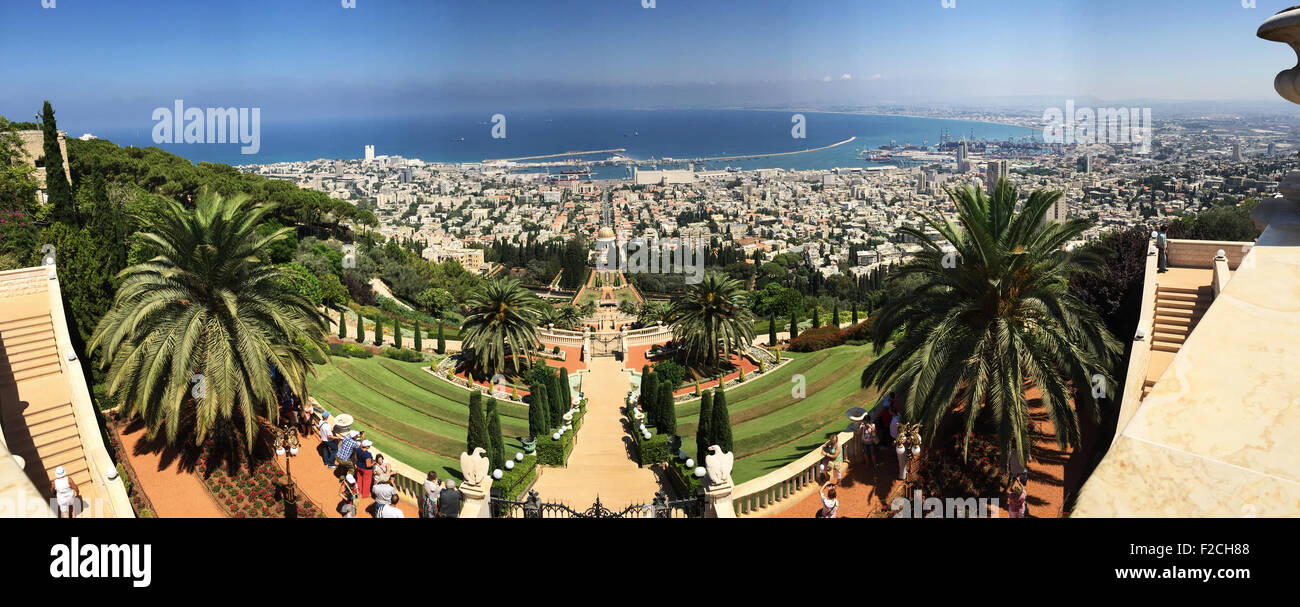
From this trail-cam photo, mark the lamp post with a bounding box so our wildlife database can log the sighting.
[271,424,301,509]
[894,423,922,482]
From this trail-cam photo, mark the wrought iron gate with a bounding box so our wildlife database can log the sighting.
[491,490,704,519]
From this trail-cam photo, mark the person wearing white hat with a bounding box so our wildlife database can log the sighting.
[340,473,358,518]
[50,466,79,518]
[334,430,361,475]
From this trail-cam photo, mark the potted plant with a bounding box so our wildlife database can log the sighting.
[522,435,538,454]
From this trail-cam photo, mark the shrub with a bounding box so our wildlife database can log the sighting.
[497,455,539,500]
[381,347,424,362]
[535,433,575,466]
[788,325,845,352]
[635,431,672,466]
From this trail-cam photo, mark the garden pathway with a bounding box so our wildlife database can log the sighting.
[287,431,421,518]
[116,424,225,518]
[530,356,663,508]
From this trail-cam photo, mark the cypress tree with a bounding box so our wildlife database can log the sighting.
[852,302,859,325]
[529,383,551,436]
[356,313,364,343]
[527,382,548,434]
[710,387,733,455]
[696,389,713,465]
[658,375,677,435]
[394,318,402,349]
[789,309,798,340]
[768,313,777,346]
[466,391,491,458]
[558,366,573,410]
[641,370,659,422]
[40,101,75,225]
[639,365,651,407]
[374,316,383,346]
[486,397,505,471]
[548,368,565,424]
[414,320,423,351]
[832,303,840,328]
[338,309,346,339]
[436,323,446,354]
[811,306,821,328]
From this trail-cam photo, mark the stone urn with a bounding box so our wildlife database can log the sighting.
[521,435,537,454]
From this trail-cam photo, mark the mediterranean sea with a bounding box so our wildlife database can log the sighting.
[93,109,1036,172]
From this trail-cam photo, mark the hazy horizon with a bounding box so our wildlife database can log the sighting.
[3,0,1299,135]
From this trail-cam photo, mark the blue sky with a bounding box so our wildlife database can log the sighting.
[1,0,1297,130]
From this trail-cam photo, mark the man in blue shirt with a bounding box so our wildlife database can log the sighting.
[335,430,360,474]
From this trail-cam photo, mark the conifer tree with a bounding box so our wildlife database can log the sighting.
[338,309,346,339]
[641,370,659,421]
[658,375,677,435]
[486,397,505,471]
[414,320,423,351]
[710,387,733,454]
[40,101,75,225]
[696,389,713,465]
[529,383,551,437]
[466,391,491,459]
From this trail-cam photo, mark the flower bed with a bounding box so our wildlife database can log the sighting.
[194,439,326,519]
[913,432,1006,500]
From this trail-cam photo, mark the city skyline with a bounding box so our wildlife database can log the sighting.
[2,0,1299,134]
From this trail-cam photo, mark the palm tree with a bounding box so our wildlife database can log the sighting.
[90,190,327,450]
[636,300,670,327]
[859,180,1121,469]
[460,278,544,376]
[669,272,755,369]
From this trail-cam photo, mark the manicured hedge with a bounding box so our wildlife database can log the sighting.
[632,428,673,466]
[329,342,374,358]
[497,454,539,500]
[382,347,425,362]
[535,401,586,467]
[788,320,873,352]
[665,457,704,496]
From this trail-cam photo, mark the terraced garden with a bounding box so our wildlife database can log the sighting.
[306,357,533,480]
[672,344,885,484]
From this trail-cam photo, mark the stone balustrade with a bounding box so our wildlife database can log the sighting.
[730,429,858,516]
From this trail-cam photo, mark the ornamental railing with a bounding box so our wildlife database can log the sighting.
[489,490,704,519]
[730,429,859,516]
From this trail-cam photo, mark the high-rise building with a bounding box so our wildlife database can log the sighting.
[1077,154,1092,173]
[985,160,1008,194]
[1042,197,1069,224]
[364,145,375,163]
[1269,141,1278,157]
[1232,141,1243,162]
[334,161,344,179]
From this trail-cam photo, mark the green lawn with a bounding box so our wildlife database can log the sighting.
[670,344,885,484]
[307,356,526,482]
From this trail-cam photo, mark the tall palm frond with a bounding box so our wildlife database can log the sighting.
[90,190,327,451]
[669,272,756,368]
[859,180,1122,467]
[460,278,544,376]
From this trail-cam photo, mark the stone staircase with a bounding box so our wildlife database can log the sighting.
[0,295,103,516]
[1143,282,1214,399]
